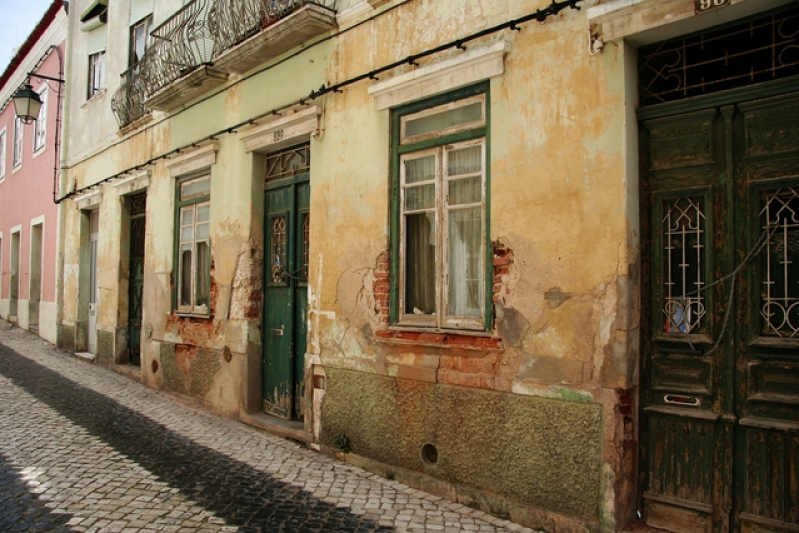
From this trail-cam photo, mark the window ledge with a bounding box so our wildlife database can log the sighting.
[375,328,503,353]
[82,89,107,109]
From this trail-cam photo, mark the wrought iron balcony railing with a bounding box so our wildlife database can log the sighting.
[111,0,336,128]
[144,0,217,97]
[111,64,150,128]
[208,0,336,54]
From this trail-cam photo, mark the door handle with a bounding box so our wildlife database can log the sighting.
[271,326,284,336]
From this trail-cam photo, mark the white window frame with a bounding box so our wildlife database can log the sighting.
[33,85,47,154]
[12,117,23,169]
[0,127,6,180]
[88,51,106,99]
[176,174,211,316]
[396,93,488,331]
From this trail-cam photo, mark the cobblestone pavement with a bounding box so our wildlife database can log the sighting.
[0,323,535,533]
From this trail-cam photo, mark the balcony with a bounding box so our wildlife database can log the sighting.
[111,64,150,129]
[111,0,337,128]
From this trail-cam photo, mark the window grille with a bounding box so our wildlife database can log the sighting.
[639,6,799,106]
[662,197,706,334]
[760,188,799,338]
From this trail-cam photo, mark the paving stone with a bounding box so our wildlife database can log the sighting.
[0,322,540,532]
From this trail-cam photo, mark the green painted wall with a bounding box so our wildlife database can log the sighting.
[321,367,603,523]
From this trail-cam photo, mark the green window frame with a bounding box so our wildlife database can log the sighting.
[174,173,211,316]
[390,83,491,331]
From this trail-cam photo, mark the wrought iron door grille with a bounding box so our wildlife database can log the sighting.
[271,216,287,283]
[265,144,310,179]
[663,197,706,334]
[639,6,799,106]
[760,188,799,338]
[301,213,310,281]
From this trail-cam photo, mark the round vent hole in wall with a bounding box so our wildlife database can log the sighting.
[421,443,438,465]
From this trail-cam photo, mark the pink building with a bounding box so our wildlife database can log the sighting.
[0,1,67,343]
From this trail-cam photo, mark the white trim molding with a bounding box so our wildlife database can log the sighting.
[113,169,151,196]
[239,107,320,153]
[368,41,510,110]
[166,142,218,177]
[74,189,102,210]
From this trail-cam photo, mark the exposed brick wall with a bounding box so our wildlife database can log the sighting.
[373,250,390,323]
[492,241,513,307]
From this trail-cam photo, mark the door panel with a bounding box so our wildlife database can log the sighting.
[263,177,309,420]
[88,211,99,354]
[640,91,799,532]
[128,192,146,365]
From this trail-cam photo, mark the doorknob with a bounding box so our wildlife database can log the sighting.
[271,325,284,336]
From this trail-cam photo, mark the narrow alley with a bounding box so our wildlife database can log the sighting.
[0,322,532,533]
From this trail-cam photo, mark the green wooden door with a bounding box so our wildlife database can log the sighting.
[263,177,309,420]
[640,91,799,532]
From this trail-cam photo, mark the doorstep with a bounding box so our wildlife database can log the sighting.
[75,352,96,363]
[239,411,312,444]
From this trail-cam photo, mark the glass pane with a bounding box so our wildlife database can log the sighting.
[405,102,483,138]
[447,145,482,176]
[662,197,706,333]
[760,188,799,338]
[181,207,194,226]
[195,241,209,308]
[405,184,435,211]
[448,177,481,206]
[447,207,482,318]
[181,227,193,243]
[405,212,436,315]
[180,249,192,306]
[196,203,210,222]
[196,223,209,240]
[404,156,435,184]
[180,177,210,200]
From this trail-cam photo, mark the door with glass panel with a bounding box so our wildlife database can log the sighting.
[262,145,310,420]
[88,210,99,354]
[640,92,799,532]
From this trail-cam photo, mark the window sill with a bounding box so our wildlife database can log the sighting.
[174,312,211,320]
[32,145,46,159]
[375,328,503,354]
[82,89,107,109]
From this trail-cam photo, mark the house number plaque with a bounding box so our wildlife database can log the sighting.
[695,0,729,13]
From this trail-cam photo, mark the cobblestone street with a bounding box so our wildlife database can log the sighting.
[0,323,534,532]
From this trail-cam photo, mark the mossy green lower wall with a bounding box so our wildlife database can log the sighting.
[321,368,603,523]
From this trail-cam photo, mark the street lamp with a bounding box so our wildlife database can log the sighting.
[12,83,43,124]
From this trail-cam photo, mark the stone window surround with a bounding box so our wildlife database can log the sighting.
[239,107,320,154]
[368,40,509,111]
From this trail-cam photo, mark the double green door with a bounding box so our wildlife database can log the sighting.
[263,176,309,420]
[640,90,799,532]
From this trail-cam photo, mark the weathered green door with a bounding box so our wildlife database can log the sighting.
[640,91,799,532]
[263,175,309,420]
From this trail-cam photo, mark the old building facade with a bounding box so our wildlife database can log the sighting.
[57,0,799,531]
[0,1,67,344]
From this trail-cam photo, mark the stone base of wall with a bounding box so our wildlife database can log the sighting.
[325,447,598,533]
[58,323,76,352]
[320,367,603,528]
[96,329,115,366]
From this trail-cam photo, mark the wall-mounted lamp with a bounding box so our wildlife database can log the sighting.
[12,84,43,124]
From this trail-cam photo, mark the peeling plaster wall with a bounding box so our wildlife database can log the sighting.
[311,1,640,531]
[60,0,334,417]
